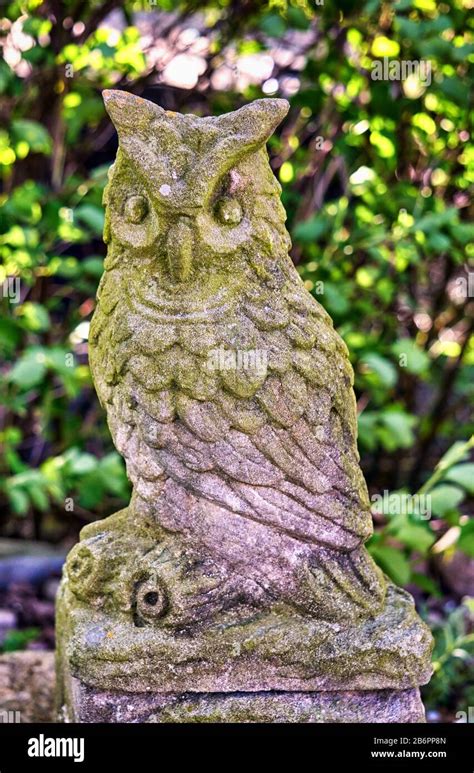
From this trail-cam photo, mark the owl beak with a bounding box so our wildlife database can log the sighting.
[165,217,193,282]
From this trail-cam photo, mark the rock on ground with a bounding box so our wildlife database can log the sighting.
[0,651,55,723]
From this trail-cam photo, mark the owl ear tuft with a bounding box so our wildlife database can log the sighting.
[215,98,289,147]
[103,90,165,135]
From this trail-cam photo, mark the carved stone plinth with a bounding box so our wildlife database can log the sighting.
[60,678,426,723]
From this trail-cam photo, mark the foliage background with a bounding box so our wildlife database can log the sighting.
[0,0,473,718]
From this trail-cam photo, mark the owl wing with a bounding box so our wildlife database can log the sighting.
[90,263,372,554]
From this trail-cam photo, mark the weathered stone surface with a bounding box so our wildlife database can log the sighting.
[56,91,433,722]
[57,579,432,694]
[0,651,55,723]
[65,681,426,723]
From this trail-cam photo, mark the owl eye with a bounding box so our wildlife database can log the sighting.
[133,574,169,626]
[215,197,243,226]
[124,194,149,224]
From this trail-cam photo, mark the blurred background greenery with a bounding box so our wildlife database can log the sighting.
[0,0,473,719]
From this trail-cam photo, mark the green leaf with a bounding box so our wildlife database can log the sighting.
[0,60,12,92]
[0,319,23,356]
[392,339,430,375]
[27,483,49,512]
[2,628,40,653]
[322,282,350,315]
[439,76,469,106]
[75,205,104,235]
[98,453,129,497]
[68,452,97,476]
[375,426,398,452]
[395,18,421,37]
[8,349,47,390]
[8,487,29,515]
[444,464,474,495]
[293,215,331,243]
[82,256,104,277]
[427,232,451,252]
[369,544,411,586]
[411,572,440,596]
[451,223,474,245]
[16,302,51,332]
[458,521,474,558]
[287,6,310,30]
[361,353,397,388]
[260,13,286,37]
[77,471,105,509]
[437,441,472,471]
[379,410,416,448]
[357,412,378,451]
[11,120,52,155]
[392,521,435,554]
[430,485,465,517]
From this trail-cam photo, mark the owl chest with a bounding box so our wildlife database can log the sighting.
[91,275,243,403]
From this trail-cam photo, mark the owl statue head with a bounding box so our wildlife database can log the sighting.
[102,90,290,298]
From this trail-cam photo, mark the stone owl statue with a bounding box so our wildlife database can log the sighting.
[56,92,432,722]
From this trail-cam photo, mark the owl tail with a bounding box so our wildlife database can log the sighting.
[297,544,387,623]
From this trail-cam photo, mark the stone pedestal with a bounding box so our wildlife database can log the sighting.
[60,678,426,723]
[56,559,432,723]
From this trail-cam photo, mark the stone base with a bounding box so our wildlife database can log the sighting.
[56,580,433,694]
[59,678,426,723]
